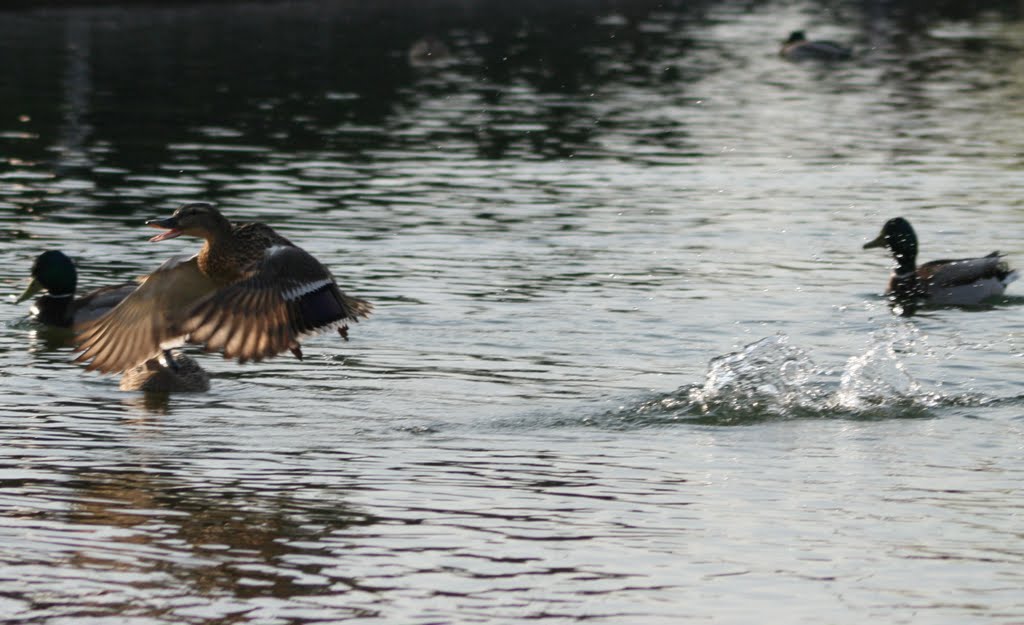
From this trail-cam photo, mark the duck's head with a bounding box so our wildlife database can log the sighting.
[864,217,918,265]
[785,31,807,45]
[17,251,77,303]
[147,202,230,242]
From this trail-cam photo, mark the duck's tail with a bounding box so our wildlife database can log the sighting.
[989,251,1019,286]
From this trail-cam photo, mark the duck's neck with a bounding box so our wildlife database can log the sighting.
[888,246,926,310]
[892,249,917,276]
[198,222,242,284]
[200,226,231,252]
[204,212,234,242]
[34,293,75,327]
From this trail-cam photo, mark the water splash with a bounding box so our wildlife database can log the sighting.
[835,342,920,410]
[611,332,989,427]
[687,335,824,420]
[491,332,993,432]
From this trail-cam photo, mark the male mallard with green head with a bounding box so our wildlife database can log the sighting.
[17,251,136,327]
[863,217,1018,311]
[18,250,209,392]
[74,202,372,374]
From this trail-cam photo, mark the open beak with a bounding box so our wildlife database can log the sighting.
[146,217,182,242]
[863,233,885,250]
[16,277,43,303]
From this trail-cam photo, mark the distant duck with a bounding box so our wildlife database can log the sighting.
[75,202,372,374]
[18,250,209,392]
[16,251,136,327]
[781,31,853,62]
[863,217,1018,310]
[408,36,451,67]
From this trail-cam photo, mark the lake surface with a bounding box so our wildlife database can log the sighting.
[1,1,1023,623]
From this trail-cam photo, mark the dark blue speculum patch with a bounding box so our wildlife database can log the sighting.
[290,284,345,333]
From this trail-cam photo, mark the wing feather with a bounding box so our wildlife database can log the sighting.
[74,256,218,373]
[70,283,138,326]
[179,245,370,363]
[920,253,1006,288]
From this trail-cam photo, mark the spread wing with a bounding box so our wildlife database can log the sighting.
[70,282,139,326]
[920,252,1008,288]
[181,245,372,364]
[74,255,218,373]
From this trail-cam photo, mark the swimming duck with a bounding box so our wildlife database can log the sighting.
[16,251,136,327]
[18,251,210,392]
[119,350,211,393]
[781,31,853,62]
[863,217,1018,310]
[75,202,372,374]
[408,36,451,67]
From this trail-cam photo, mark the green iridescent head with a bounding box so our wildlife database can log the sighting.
[864,217,918,266]
[17,251,78,303]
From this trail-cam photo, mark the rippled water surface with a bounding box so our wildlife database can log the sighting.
[2,1,1024,623]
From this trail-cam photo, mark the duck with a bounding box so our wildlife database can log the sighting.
[408,35,451,67]
[780,31,853,62]
[120,350,210,393]
[74,202,372,374]
[17,251,210,392]
[16,247,207,389]
[863,217,1018,311]
[16,251,137,327]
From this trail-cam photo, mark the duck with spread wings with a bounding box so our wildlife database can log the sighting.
[75,202,372,374]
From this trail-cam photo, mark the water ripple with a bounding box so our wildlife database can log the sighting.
[2,1,1024,624]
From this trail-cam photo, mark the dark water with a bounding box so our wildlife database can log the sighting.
[2,1,1024,623]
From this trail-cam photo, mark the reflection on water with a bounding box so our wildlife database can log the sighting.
[2,0,1024,623]
[3,0,1024,214]
[3,418,1023,623]
[1,452,380,621]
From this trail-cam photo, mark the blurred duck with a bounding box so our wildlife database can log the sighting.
[863,217,1018,310]
[17,250,208,392]
[781,31,852,62]
[408,35,451,67]
[120,350,210,393]
[75,202,372,374]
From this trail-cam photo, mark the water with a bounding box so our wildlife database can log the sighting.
[2,0,1024,623]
